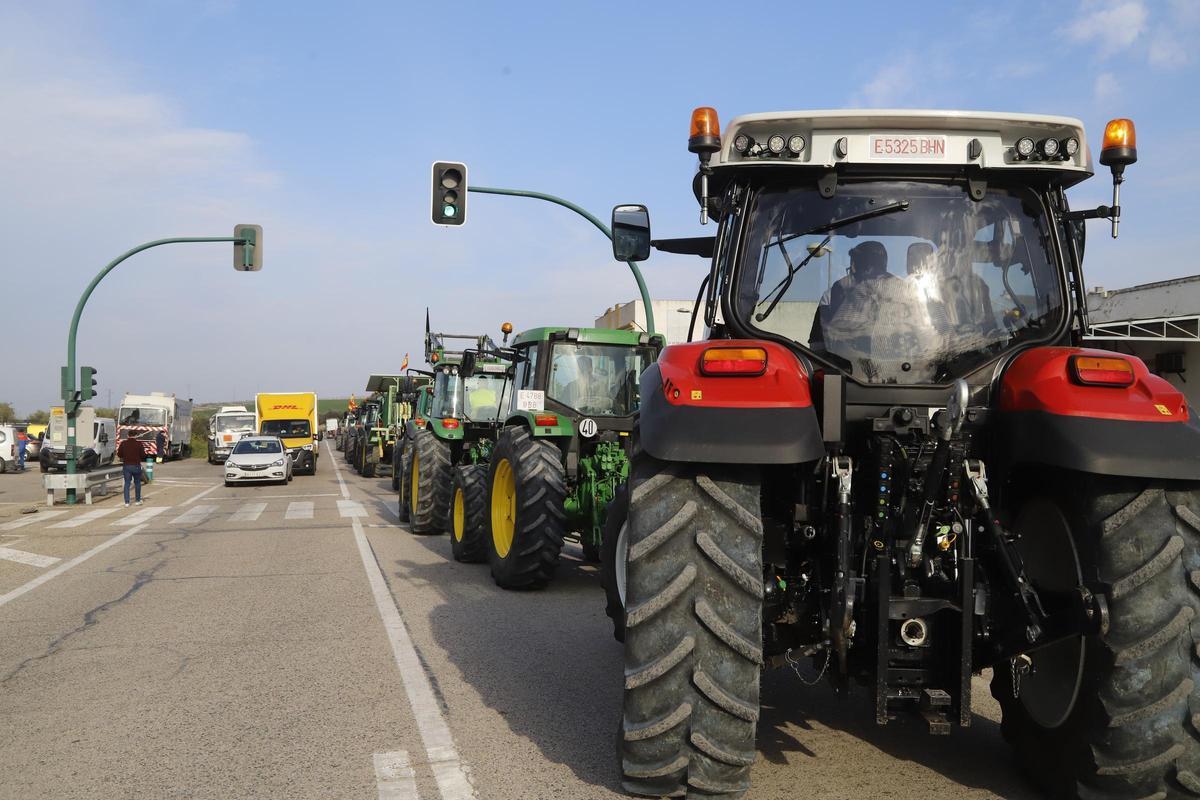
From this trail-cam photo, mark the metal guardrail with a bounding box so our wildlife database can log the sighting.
[44,464,125,506]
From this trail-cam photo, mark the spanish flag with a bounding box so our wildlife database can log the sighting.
[348,394,357,411]
[401,353,409,371]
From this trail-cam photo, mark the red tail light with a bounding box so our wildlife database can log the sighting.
[700,346,768,376]
[1070,355,1135,387]
[534,413,558,427]
[442,418,460,429]
[414,418,427,428]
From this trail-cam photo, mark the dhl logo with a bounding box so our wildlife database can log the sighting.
[270,404,300,410]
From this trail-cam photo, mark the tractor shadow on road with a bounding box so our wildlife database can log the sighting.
[393,532,1037,799]
[396,534,627,794]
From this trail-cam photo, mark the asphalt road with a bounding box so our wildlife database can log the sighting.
[0,443,1038,799]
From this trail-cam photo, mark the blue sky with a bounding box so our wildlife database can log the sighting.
[2,0,1197,414]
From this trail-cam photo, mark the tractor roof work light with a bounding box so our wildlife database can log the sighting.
[689,107,721,225]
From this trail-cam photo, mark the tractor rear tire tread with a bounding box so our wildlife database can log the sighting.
[993,480,1200,800]
[620,452,761,799]
[602,484,629,642]
[410,431,451,534]
[397,444,412,524]
[487,426,566,590]
[450,464,489,563]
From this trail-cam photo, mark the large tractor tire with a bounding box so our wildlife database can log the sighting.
[486,426,566,589]
[397,444,412,524]
[391,446,402,491]
[362,449,378,478]
[619,452,763,799]
[602,484,629,643]
[450,465,489,563]
[992,478,1200,799]
[409,430,451,534]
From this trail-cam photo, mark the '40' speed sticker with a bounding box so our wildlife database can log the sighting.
[578,418,598,438]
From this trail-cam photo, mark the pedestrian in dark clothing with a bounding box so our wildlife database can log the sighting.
[155,431,166,462]
[118,436,146,506]
[16,435,27,471]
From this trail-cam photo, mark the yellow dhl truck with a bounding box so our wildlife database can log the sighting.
[255,392,318,475]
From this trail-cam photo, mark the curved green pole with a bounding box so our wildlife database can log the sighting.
[64,236,242,503]
[467,186,656,335]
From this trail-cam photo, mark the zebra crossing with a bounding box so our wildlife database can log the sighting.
[2,498,373,533]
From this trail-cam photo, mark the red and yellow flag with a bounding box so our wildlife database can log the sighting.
[401,353,409,371]
[348,394,357,411]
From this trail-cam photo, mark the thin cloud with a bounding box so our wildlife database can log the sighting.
[1064,0,1148,56]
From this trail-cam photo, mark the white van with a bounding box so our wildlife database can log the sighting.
[0,424,25,473]
[39,408,117,472]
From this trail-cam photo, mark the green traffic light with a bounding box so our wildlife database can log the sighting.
[443,205,457,218]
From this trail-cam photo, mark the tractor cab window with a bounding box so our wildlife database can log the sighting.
[459,373,508,422]
[431,369,463,419]
[548,343,657,416]
[736,180,1064,384]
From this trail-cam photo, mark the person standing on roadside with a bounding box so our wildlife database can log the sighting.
[155,430,166,463]
[118,435,146,507]
[16,433,27,472]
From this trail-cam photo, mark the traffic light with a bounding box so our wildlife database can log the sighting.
[431,162,467,226]
[79,366,98,401]
[233,224,263,271]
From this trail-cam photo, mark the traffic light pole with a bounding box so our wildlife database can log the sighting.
[63,235,254,504]
[467,186,657,335]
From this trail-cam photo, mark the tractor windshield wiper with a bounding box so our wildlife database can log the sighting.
[755,201,911,323]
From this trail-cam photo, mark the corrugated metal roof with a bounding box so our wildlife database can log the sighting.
[1087,274,1200,322]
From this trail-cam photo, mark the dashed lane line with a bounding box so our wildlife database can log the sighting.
[285,501,314,520]
[374,750,421,800]
[229,502,267,522]
[48,508,117,529]
[353,518,476,799]
[0,547,61,568]
[112,506,170,526]
[0,523,148,609]
[0,511,68,531]
[169,505,217,525]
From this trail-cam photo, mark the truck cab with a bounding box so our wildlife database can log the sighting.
[207,405,256,464]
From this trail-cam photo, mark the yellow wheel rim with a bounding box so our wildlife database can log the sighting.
[453,487,465,542]
[411,451,420,512]
[491,458,516,558]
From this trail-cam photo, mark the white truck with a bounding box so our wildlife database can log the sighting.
[325,417,339,440]
[38,407,117,472]
[206,405,256,464]
[117,392,194,460]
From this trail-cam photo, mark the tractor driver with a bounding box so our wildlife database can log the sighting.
[809,240,897,351]
[563,355,613,412]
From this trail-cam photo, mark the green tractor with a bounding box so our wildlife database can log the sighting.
[454,326,663,589]
[351,374,423,479]
[396,324,510,536]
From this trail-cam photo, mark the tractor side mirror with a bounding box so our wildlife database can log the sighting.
[612,204,651,262]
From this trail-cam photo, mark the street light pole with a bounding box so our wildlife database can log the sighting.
[466,186,656,335]
[62,232,259,504]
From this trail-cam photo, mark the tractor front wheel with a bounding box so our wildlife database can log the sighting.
[619,451,762,799]
[397,444,412,524]
[409,431,451,534]
[992,478,1200,799]
[486,427,566,589]
[450,464,488,563]
[362,449,377,478]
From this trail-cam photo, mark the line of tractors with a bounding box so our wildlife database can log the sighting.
[337,314,662,593]
[349,104,1200,800]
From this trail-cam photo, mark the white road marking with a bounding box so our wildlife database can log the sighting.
[285,501,314,520]
[325,440,350,499]
[0,524,147,609]
[0,511,68,531]
[182,483,222,505]
[48,508,117,529]
[0,547,61,568]
[204,493,341,503]
[338,500,367,518]
[112,507,170,526]
[229,502,267,522]
[353,518,476,799]
[374,750,421,800]
[170,505,217,525]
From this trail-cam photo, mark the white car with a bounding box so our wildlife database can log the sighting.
[224,436,293,486]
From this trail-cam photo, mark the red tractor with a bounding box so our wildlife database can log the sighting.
[603,109,1200,798]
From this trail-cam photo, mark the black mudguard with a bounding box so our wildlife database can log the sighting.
[638,363,825,465]
[997,410,1200,480]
